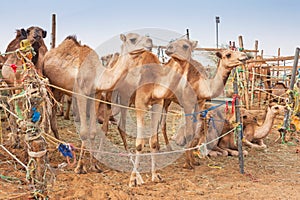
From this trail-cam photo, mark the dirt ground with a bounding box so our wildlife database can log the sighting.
[0,103,300,200]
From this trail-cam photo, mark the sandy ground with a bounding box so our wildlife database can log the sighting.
[0,103,300,200]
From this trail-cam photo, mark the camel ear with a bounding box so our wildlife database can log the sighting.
[20,28,27,38]
[42,30,47,38]
[216,52,222,58]
[191,40,198,50]
[120,34,126,42]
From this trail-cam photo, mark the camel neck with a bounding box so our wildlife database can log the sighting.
[255,108,276,139]
[196,60,233,99]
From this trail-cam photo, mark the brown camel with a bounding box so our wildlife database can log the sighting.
[202,105,257,157]
[2,26,47,86]
[1,27,47,145]
[271,82,287,104]
[243,103,285,148]
[127,39,248,186]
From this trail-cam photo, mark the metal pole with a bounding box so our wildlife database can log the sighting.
[233,70,244,174]
[282,47,300,141]
[186,29,190,40]
[216,16,220,48]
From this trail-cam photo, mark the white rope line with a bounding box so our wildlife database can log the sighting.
[47,83,182,117]
[0,144,28,169]
[43,124,238,157]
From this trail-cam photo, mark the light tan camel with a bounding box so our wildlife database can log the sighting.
[43,33,154,172]
[128,39,248,186]
[243,103,285,148]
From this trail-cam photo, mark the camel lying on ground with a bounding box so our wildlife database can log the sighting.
[243,103,285,148]
[202,105,257,157]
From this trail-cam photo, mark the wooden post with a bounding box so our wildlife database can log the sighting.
[254,40,258,59]
[277,48,280,77]
[186,29,190,40]
[27,136,48,197]
[233,70,244,174]
[281,47,300,141]
[51,14,56,49]
[238,36,249,109]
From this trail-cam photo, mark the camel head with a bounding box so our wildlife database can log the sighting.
[165,39,198,61]
[101,54,113,66]
[216,50,248,69]
[26,26,47,48]
[120,33,153,55]
[268,103,286,116]
[26,26,47,65]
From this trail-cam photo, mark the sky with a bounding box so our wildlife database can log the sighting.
[1,0,300,58]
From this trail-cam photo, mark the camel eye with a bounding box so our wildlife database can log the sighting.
[226,53,231,58]
[183,44,189,50]
[130,38,137,44]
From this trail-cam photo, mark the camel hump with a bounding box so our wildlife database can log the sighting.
[64,35,81,46]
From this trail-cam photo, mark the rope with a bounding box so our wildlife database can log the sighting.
[42,124,238,158]
[0,144,27,169]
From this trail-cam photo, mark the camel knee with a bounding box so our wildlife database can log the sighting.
[136,144,143,152]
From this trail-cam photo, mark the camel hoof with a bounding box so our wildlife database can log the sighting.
[90,164,102,173]
[230,151,239,157]
[64,116,70,120]
[243,150,249,156]
[74,165,87,174]
[191,160,200,166]
[129,173,144,187]
[152,173,163,182]
[222,151,229,157]
[183,162,194,170]
[165,144,172,151]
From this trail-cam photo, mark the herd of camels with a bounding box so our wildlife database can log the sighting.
[0,26,285,186]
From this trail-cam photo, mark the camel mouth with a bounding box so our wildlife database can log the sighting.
[239,56,249,63]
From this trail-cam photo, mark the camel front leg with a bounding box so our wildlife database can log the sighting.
[150,103,163,183]
[129,107,146,187]
[161,99,172,151]
[243,139,265,149]
[117,96,129,151]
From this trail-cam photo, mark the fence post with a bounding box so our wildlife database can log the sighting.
[281,47,300,141]
[233,70,244,174]
[51,14,56,49]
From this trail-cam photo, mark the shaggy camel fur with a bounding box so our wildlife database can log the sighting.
[243,103,285,149]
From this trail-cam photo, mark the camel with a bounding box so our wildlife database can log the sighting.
[202,105,257,157]
[2,26,47,86]
[42,33,154,172]
[271,82,287,104]
[0,27,48,145]
[126,39,248,186]
[243,103,285,149]
[58,52,120,122]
